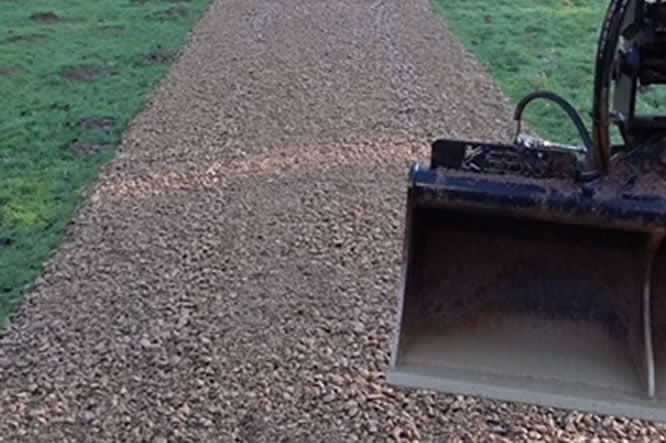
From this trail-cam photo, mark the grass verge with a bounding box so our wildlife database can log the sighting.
[0,0,212,326]
[430,0,615,144]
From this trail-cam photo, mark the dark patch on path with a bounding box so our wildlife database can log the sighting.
[0,238,12,248]
[69,141,113,156]
[151,7,189,21]
[4,33,46,44]
[29,11,61,24]
[60,65,114,83]
[0,66,22,77]
[97,25,125,36]
[141,51,177,64]
[78,116,116,134]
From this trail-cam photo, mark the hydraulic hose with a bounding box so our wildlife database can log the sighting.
[513,91,603,181]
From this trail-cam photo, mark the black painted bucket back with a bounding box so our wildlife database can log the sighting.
[388,138,666,421]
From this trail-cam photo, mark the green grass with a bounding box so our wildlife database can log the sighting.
[0,0,212,325]
[430,0,615,144]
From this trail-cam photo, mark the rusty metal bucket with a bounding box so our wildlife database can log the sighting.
[388,138,666,421]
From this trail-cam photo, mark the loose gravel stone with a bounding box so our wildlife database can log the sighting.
[2,0,666,441]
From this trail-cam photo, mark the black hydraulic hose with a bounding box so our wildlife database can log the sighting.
[513,91,603,181]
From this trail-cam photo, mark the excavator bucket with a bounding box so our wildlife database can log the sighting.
[388,137,666,421]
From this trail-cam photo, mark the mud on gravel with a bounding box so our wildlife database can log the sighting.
[2,0,666,441]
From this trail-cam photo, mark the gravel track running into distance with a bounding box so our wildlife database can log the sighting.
[3,0,666,441]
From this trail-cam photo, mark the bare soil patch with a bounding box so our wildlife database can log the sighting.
[4,33,46,44]
[69,141,113,156]
[151,7,189,21]
[97,25,126,36]
[78,116,116,134]
[141,51,177,64]
[60,65,114,83]
[29,12,84,24]
[29,11,61,24]
[0,66,22,77]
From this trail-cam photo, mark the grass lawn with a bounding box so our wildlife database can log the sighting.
[0,0,212,326]
[430,0,648,145]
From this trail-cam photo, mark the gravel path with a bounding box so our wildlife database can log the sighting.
[2,0,666,441]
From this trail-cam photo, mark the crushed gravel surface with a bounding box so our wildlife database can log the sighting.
[3,0,666,441]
